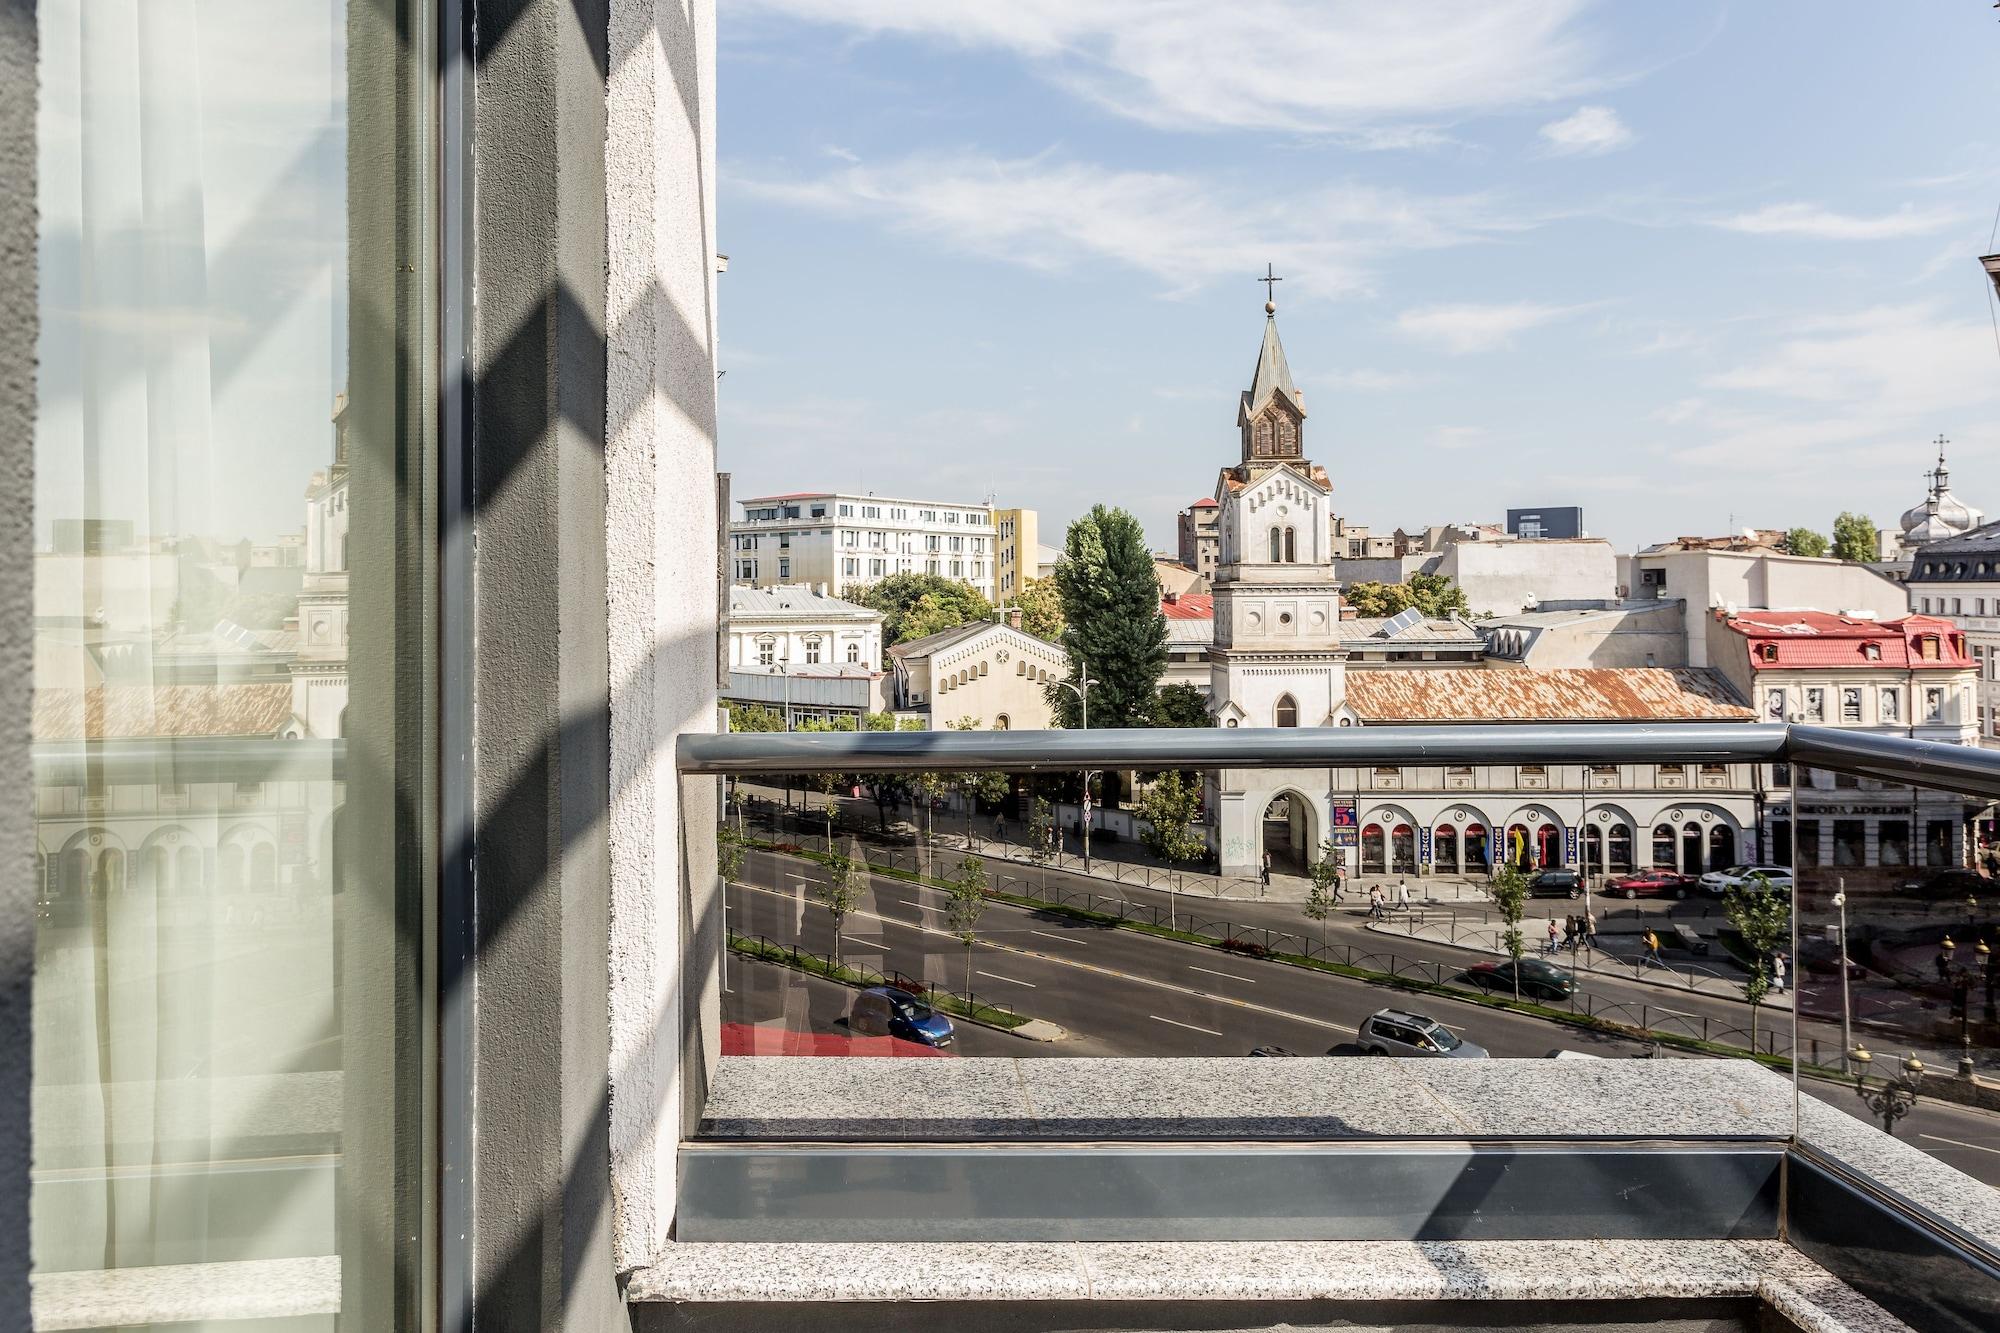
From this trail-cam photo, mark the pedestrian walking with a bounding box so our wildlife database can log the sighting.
[1368,885,1385,921]
[1395,879,1411,912]
[1562,915,1578,950]
[1771,951,1787,995]
[1332,868,1346,904]
[1585,909,1598,951]
[1643,928,1662,966]
[993,815,1006,842]
[1261,851,1273,892]
[1545,918,1560,956]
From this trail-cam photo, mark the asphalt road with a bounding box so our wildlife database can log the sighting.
[725,846,2000,1186]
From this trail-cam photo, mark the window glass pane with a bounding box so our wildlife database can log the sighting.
[32,2,433,1326]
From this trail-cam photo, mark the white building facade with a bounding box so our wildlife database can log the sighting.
[1905,522,2000,748]
[726,583,883,670]
[730,491,997,600]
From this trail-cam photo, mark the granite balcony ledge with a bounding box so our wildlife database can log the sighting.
[624,1237,1909,1332]
[697,1055,1799,1142]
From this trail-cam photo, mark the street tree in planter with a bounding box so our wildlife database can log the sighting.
[1490,864,1531,1001]
[1027,794,1056,864]
[1136,770,1207,863]
[948,716,1009,847]
[717,825,747,887]
[1304,839,1344,956]
[1726,872,1791,1055]
[944,852,988,998]
[816,851,863,968]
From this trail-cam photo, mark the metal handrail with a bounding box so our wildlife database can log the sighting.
[679,721,1787,774]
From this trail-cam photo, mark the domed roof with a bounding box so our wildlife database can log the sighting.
[1899,438,1982,548]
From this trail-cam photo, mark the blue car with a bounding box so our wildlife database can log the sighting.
[850,986,955,1048]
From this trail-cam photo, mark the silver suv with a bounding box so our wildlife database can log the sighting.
[1358,1008,1489,1058]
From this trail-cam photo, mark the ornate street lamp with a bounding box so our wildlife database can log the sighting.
[1850,1046,1925,1136]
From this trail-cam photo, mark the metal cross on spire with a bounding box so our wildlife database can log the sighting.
[1259,263,1283,313]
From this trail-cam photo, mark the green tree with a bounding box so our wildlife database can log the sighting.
[816,852,864,967]
[851,573,992,659]
[717,824,747,885]
[854,712,923,830]
[1782,527,1829,558]
[798,716,858,844]
[1026,794,1056,864]
[726,702,786,732]
[1304,839,1344,955]
[1136,770,1207,863]
[946,716,1009,845]
[1489,864,1531,1001]
[1344,573,1471,619]
[944,853,988,997]
[1831,512,1877,563]
[1150,682,1211,728]
[1048,505,1168,729]
[1014,576,1065,642]
[1726,873,1792,1055]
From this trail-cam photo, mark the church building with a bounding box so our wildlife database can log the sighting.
[1202,297,1765,879]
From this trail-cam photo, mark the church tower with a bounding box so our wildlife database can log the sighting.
[1207,296,1348,730]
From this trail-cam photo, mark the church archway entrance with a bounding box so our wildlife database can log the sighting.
[1261,794,1311,876]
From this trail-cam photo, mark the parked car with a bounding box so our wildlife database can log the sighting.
[848,986,954,1048]
[1527,869,1582,899]
[1456,958,1577,1002]
[1605,868,1696,899]
[1698,864,1794,896]
[1357,1008,1489,1058]
[1900,868,1990,901]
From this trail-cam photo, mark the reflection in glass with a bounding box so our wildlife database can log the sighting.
[32,1,429,1327]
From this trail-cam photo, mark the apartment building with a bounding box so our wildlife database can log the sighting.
[993,506,1039,601]
[730,491,997,598]
[1906,521,2000,747]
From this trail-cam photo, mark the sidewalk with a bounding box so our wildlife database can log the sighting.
[1362,913,1794,1011]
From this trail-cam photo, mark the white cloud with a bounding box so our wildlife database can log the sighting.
[1536,105,1632,157]
[1703,304,1998,406]
[1328,368,1426,392]
[732,153,1524,297]
[1711,202,1965,241]
[1394,301,1591,354]
[733,0,1609,134]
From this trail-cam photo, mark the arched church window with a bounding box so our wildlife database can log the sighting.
[1275,695,1298,728]
[1284,527,1297,563]
[1269,528,1283,562]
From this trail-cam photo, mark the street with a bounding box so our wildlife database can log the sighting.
[724,844,2000,1186]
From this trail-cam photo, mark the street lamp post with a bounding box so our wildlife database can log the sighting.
[1052,671,1100,873]
[1850,1046,1925,1136]
[1833,881,1854,1074]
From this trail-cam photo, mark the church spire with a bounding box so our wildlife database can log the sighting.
[1240,267,1305,463]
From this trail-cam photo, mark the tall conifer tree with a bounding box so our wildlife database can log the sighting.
[1048,505,1168,728]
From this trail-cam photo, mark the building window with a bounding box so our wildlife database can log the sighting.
[1805,687,1825,721]
[777,557,790,579]
[1285,527,1297,563]
[1758,643,1779,663]
[1879,820,1911,866]
[1920,636,1940,660]
[1861,642,1881,661]
[1926,687,1944,721]
[1880,688,1900,722]
[757,639,775,666]
[1832,820,1866,867]
[846,643,861,663]
[1841,687,1862,722]
[804,637,821,664]
[1269,528,1283,562]
[1275,696,1298,727]
[1796,820,1821,868]
[1926,820,1954,867]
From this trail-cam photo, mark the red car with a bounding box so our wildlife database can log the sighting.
[1605,868,1696,900]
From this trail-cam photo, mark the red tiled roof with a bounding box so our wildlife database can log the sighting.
[1189,497,1218,508]
[1160,593,1214,620]
[1718,611,1970,670]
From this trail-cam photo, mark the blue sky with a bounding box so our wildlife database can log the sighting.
[718,1,2000,555]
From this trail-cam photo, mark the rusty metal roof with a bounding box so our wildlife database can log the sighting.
[33,684,297,740]
[1345,668,1752,724]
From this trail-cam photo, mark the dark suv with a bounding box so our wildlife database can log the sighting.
[1527,869,1581,899]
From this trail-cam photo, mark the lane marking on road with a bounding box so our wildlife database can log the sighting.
[1151,1015,1223,1037]
[732,881,1356,1036]
[1029,930,1084,944]
[841,935,880,950]
[1189,965,1255,984]
[978,971,1037,988]
[1918,1133,2000,1156]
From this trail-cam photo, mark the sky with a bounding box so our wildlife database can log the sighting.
[717,1,2000,556]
